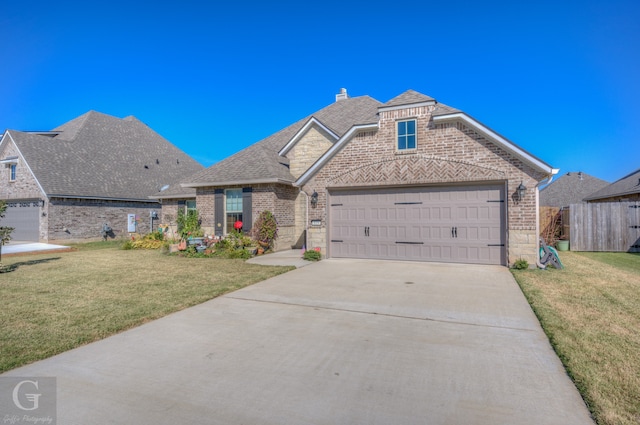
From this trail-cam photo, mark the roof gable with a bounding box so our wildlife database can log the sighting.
[382,90,435,108]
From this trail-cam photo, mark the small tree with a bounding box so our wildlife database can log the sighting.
[0,200,15,262]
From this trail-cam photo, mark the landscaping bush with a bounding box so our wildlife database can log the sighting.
[512,258,529,270]
[303,249,322,261]
[122,233,168,250]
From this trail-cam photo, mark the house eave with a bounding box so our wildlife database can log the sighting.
[378,100,436,113]
[432,112,557,175]
[48,194,160,203]
[584,189,640,202]
[181,178,295,188]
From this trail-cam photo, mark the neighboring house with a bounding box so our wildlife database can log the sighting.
[539,171,609,208]
[0,111,203,242]
[156,89,557,266]
[583,167,640,202]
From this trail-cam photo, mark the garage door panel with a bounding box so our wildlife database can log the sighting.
[2,200,40,241]
[329,185,505,265]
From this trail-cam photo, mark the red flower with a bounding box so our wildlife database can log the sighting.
[234,220,243,230]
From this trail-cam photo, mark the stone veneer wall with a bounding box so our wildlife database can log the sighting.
[287,126,334,179]
[301,104,547,266]
[48,198,160,241]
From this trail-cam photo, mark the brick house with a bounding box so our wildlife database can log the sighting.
[0,111,203,242]
[156,89,558,266]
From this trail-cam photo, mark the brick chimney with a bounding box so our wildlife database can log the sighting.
[335,88,348,102]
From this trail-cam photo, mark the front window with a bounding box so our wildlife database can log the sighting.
[186,200,196,214]
[397,119,416,151]
[9,164,16,181]
[225,189,243,233]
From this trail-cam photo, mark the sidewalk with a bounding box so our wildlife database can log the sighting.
[2,241,73,256]
[246,249,312,268]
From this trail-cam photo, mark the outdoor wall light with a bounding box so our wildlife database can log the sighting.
[310,190,318,208]
[516,182,527,202]
[39,199,45,207]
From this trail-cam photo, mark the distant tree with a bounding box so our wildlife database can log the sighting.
[0,200,15,262]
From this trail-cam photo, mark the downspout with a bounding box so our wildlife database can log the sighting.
[536,174,555,269]
[300,188,309,251]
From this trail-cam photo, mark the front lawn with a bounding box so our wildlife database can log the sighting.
[0,244,294,373]
[512,251,640,425]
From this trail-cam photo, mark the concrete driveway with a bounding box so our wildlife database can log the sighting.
[2,259,593,424]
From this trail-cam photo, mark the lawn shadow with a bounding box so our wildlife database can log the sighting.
[2,257,62,272]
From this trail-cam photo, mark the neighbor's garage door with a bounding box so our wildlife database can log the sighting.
[329,185,505,265]
[2,200,40,241]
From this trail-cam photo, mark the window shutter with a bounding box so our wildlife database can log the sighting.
[242,187,252,234]
[214,189,224,237]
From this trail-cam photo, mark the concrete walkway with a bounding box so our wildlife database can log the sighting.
[1,260,594,424]
[246,248,312,268]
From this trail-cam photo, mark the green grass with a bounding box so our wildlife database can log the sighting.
[512,251,640,425]
[0,245,294,373]
[574,251,640,275]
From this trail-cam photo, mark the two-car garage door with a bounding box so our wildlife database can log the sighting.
[329,184,505,265]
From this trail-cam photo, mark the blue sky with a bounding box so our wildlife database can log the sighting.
[1,0,638,183]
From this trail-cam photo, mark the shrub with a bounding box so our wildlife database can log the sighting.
[251,211,278,248]
[176,208,203,239]
[512,258,529,270]
[303,250,322,261]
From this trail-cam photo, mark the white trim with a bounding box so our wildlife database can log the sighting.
[378,100,436,113]
[432,113,558,175]
[295,123,379,186]
[395,118,417,152]
[0,158,18,165]
[181,178,294,188]
[278,117,339,156]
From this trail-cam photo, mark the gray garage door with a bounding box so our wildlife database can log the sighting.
[2,200,40,241]
[329,185,505,265]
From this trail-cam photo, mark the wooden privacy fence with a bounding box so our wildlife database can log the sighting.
[570,202,640,252]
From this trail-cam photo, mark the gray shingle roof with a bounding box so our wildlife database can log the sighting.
[539,172,609,207]
[383,90,435,107]
[7,111,203,201]
[583,167,640,201]
[182,95,381,187]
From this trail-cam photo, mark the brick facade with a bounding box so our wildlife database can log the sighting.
[172,183,301,250]
[300,104,547,265]
[48,198,160,241]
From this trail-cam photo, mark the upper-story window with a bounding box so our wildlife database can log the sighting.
[397,119,416,151]
[9,164,16,181]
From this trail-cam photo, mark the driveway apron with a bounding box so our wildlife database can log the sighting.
[2,259,594,424]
